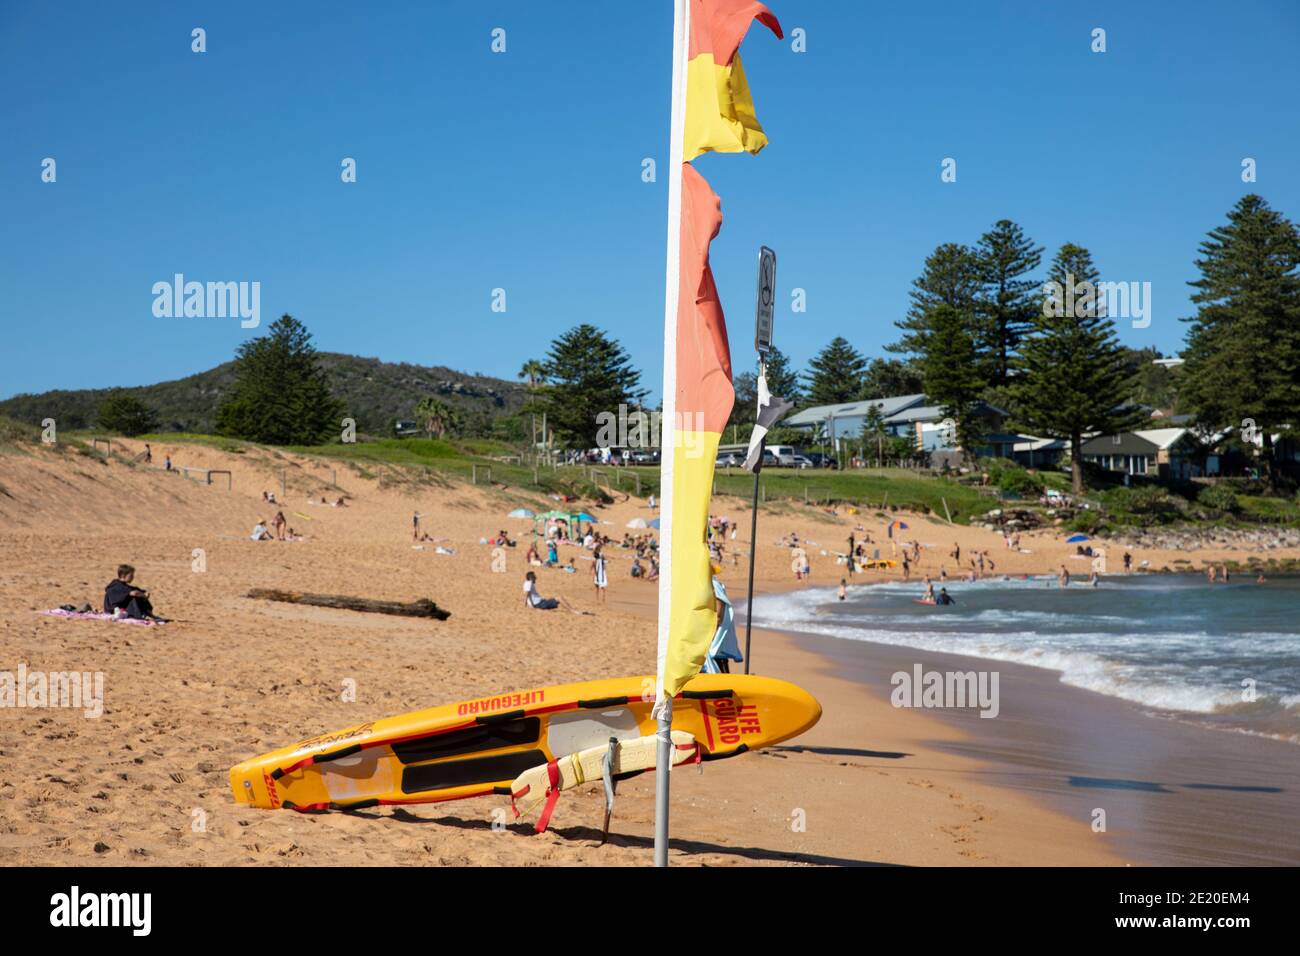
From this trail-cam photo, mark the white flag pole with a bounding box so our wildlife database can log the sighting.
[653,0,690,869]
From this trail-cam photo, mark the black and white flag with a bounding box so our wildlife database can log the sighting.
[742,366,793,473]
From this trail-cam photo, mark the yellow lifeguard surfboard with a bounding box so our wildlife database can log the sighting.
[229,674,820,813]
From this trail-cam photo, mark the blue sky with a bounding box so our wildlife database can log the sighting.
[3,0,1298,403]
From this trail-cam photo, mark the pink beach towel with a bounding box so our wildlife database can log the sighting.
[41,609,159,626]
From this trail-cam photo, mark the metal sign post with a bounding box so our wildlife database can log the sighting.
[744,246,776,675]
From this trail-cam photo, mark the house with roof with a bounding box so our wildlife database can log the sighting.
[781,394,1010,458]
[1012,435,1068,469]
[780,394,932,442]
[1079,428,1204,479]
[1201,423,1300,477]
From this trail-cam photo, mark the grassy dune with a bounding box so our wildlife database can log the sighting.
[6,417,1298,530]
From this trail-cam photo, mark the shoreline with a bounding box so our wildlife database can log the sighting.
[708,576,1300,866]
[613,584,1128,866]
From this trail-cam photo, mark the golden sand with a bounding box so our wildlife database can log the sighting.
[1,440,1290,866]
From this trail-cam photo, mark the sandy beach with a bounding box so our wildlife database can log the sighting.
[2,439,1297,866]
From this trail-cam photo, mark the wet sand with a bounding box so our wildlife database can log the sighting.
[768,615,1300,866]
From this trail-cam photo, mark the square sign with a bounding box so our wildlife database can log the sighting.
[754,245,776,355]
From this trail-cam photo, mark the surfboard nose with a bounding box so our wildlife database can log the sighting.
[773,677,822,736]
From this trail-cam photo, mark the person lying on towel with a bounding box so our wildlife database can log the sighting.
[104,564,168,622]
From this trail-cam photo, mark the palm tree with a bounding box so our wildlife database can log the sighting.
[518,359,546,389]
[518,359,547,456]
[413,397,458,439]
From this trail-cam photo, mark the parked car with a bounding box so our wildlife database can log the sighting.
[806,452,838,469]
[766,444,797,466]
[628,448,659,464]
[791,455,815,469]
[716,451,742,467]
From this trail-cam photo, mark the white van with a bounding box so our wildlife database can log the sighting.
[766,445,797,466]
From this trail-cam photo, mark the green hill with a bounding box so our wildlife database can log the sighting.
[0,354,527,437]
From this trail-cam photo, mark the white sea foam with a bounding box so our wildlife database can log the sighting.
[751,584,1300,718]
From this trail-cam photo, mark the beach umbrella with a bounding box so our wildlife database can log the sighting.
[508,508,535,518]
[575,512,597,522]
[1066,533,1089,543]
[887,519,908,538]
[627,518,648,529]
[647,518,661,529]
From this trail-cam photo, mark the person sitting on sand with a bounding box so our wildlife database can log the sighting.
[525,542,542,566]
[647,556,659,581]
[545,539,559,566]
[631,556,643,578]
[251,520,273,541]
[104,564,167,621]
[334,496,348,507]
[522,571,563,611]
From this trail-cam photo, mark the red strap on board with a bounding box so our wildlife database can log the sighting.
[534,760,562,834]
[510,783,531,819]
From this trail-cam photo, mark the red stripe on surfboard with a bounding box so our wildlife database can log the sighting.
[699,698,717,751]
[284,788,502,813]
[376,789,497,808]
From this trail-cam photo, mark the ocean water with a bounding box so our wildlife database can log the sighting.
[750,574,1300,743]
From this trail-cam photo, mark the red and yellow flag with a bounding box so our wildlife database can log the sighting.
[659,0,781,699]
[684,0,783,161]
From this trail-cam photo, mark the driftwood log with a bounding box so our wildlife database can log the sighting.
[246,589,450,620]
